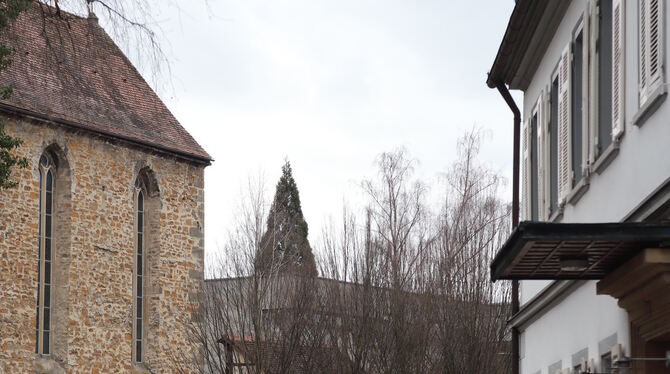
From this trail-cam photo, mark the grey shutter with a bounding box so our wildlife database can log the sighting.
[640,0,664,106]
[647,0,662,88]
[640,0,648,102]
[557,43,573,202]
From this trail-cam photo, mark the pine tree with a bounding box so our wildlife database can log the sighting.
[256,161,317,277]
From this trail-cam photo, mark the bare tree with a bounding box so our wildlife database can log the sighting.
[178,175,334,374]
[428,129,511,373]
[185,129,511,373]
[319,130,510,373]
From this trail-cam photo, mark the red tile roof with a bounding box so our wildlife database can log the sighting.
[1,4,211,163]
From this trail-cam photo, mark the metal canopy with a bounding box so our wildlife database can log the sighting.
[490,222,670,281]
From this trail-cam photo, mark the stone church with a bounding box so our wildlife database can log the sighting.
[0,4,209,373]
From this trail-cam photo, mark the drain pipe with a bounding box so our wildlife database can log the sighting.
[495,81,520,374]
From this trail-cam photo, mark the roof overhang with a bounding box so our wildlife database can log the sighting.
[486,0,570,90]
[490,222,670,281]
[0,102,212,166]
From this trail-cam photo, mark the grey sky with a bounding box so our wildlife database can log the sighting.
[129,0,520,257]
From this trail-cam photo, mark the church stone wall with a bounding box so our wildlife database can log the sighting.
[0,115,205,373]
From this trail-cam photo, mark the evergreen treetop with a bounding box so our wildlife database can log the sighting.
[256,160,317,277]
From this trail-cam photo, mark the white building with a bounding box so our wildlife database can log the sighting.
[487,0,670,373]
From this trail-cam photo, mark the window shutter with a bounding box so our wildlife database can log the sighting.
[612,0,625,139]
[640,0,648,101]
[640,0,664,106]
[647,0,662,87]
[522,117,532,221]
[536,92,547,220]
[588,0,599,164]
[557,43,572,202]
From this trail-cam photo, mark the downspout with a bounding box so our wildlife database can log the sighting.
[495,81,521,374]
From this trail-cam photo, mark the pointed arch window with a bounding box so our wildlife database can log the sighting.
[134,177,145,363]
[36,153,54,355]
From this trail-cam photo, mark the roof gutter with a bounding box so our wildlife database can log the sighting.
[0,102,212,166]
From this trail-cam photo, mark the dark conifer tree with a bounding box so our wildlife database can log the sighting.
[256,161,317,276]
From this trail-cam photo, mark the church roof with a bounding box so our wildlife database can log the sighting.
[0,4,211,163]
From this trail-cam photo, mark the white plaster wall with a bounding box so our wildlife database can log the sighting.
[521,280,553,305]
[520,282,629,374]
[522,0,670,302]
[514,0,670,371]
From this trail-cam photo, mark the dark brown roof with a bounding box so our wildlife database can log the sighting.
[1,4,211,163]
[490,222,670,281]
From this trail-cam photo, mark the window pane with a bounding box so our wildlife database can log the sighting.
[138,212,143,232]
[44,286,50,307]
[136,318,142,337]
[40,155,48,167]
[45,238,51,261]
[44,263,51,285]
[137,256,142,275]
[137,278,142,297]
[46,192,52,214]
[137,233,143,254]
[46,171,52,192]
[43,308,50,330]
[45,215,52,238]
[138,192,144,212]
[35,330,39,354]
[136,341,142,362]
[42,331,50,355]
[38,191,42,237]
[137,301,142,318]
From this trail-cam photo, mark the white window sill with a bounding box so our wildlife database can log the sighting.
[593,141,620,175]
[567,175,590,205]
[548,206,563,222]
[633,83,667,127]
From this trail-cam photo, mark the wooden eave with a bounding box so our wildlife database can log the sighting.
[486,0,571,90]
[490,222,670,281]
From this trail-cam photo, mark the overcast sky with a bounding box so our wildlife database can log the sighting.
[119,0,520,260]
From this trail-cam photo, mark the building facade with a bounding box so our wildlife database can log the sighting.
[488,0,670,373]
[0,5,209,373]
